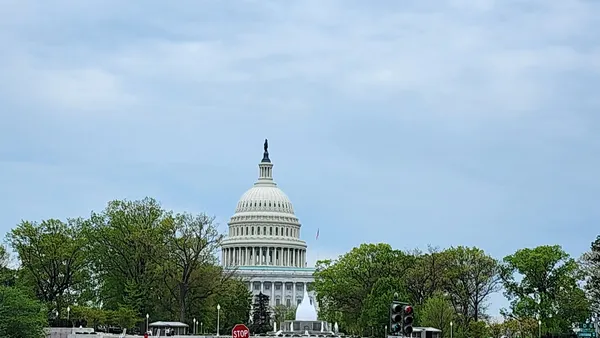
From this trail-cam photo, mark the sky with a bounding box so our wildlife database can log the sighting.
[1,0,599,318]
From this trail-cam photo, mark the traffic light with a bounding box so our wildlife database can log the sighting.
[402,305,414,335]
[389,302,403,334]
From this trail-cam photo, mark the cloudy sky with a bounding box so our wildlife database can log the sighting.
[1,0,599,316]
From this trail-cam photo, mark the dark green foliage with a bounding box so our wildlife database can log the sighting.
[0,246,16,287]
[2,196,594,337]
[250,292,272,334]
[313,244,499,337]
[582,235,600,313]
[0,286,48,338]
[6,218,90,317]
[3,197,244,332]
[501,245,590,334]
[313,243,414,333]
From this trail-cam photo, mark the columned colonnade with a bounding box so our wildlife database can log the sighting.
[222,246,306,267]
[249,280,314,308]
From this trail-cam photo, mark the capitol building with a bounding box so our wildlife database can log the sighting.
[221,140,317,309]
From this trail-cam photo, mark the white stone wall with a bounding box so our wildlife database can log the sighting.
[233,268,318,310]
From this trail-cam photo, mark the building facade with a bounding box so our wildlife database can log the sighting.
[221,141,317,308]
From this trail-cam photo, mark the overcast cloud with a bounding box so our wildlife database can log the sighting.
[1,0,599,316]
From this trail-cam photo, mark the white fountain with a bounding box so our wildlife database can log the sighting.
[277,288,336,336]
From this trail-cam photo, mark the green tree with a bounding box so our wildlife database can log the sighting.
[405,246,449,306]
[107,306,139,331]
[70,305,107,329]
[159,212,224,322]
[182,263,235,331]
[488,322,504,338]
[361,277,407,334]
[501,245,590,334]
[273,305,296,328]
[0,285,48,338]
[0,245,16,287]
[6,218,90,316]
[418,292,456,338]
[213,279,252,333]
[313,243,414,332]
[468,321,488,338]
[250,292,272,334]
[581,235,600,314]
[443,246,500,327]
[502,317,539,338]
[85,198,169,316]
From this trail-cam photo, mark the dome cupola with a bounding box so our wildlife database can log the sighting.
[220,139,308,268]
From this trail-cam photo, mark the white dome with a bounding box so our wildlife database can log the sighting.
[295,290,318,321]
[235,185,295,215]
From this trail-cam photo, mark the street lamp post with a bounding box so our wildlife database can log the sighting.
[146,313,149,333]
[201,322,203,334]
[194,318,197,335]
[217,304,221,336]
[450,321,453,338]
[538,320,542,338]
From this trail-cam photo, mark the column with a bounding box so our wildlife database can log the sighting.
[292,282,296,304]
[261,281,264,294]
[293,249,297,267]
[271,281,275,306]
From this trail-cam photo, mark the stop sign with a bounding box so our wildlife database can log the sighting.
[232,324,250,338]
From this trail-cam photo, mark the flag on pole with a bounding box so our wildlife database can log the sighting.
[316,228,320,240]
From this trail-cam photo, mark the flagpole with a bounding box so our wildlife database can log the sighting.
[315,229,320,267]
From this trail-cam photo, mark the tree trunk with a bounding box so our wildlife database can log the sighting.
[179,283,188,323]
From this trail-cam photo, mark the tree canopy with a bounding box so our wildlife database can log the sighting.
[581,235,600,315]
[0,285,47,338]
[4,197,249,333]
[314,242,591,338]
[2,196,595,337]
[500,245,590,334]
[250,292,272,334]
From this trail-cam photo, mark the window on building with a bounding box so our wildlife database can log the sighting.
[252,227,254,235]
[276,298,280,306]
[263,226,266,234]
[286,284,292,291]
[286,228,289,236]
[265,283,270,290]
[275,283,281,290]
[286,298,291,307]
[246,227,249,235]
[257,227,260,235]
[254,283,260,291]
[275,228,278,236]
[297,298,301,305]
